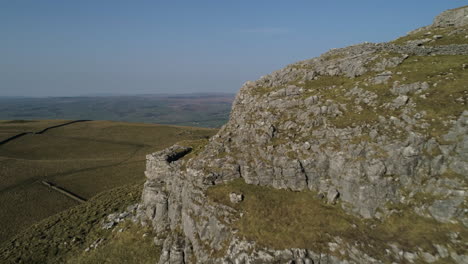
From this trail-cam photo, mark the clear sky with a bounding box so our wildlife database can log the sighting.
[0,0,465,97]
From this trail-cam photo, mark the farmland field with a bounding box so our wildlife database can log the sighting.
[0,120,216,244]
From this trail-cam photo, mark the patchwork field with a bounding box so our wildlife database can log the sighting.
[0,120,216,244]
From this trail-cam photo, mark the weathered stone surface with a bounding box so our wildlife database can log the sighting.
[392,95,409,108]
[433,6,468,27]
[428,196,465,223]
[229,193,243,204]
[135,6,468,264]
[372,71,392,84]
[391,81,429,95]
[327,189,340,204]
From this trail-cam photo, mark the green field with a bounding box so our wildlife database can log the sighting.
[0,120,69,141]
[0,120,216,244]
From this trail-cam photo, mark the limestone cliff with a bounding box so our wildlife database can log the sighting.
[137,6,468,264]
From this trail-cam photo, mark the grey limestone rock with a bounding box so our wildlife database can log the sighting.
[229,193,243,204]
[392,95,409,109]
[391,81,429,95]
[372,71,392,84]
[433,6,468,27]
[327,189,340,204]
[135,6,468,264]
[409,6,468,35]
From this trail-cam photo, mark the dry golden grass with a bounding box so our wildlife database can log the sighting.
[0,183,146,264]
[66,221,161,264]
[0,120,216,244]
[206,179,467,260]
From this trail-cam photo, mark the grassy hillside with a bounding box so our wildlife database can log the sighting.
[0,120,69,141]
[0,120,216,245]
[0,182,160,264]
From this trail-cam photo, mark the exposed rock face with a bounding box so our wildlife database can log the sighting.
[409,5,468,34]
[137,6,468,264]
[433,6,468,27]
[229,192,243,204]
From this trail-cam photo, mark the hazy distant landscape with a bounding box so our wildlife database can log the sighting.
[0,94,235,128]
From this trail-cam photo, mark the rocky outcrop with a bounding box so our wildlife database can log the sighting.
[409,5,468,34]
[137,6,468,264]
[433,6,468,27]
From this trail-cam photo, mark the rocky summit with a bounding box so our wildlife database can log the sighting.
[136,6,468,264]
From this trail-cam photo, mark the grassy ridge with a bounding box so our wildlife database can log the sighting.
[0,120,216,244]
[392,25,468,46]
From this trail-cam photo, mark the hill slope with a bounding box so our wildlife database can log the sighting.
[135,6,468,264]
[0,120,215,245]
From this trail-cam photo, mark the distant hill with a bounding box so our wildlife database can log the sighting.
[0,93,235,128]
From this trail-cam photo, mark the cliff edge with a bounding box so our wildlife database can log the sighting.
[137,6,468,264]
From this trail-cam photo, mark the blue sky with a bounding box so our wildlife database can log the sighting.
[0,0,465,96]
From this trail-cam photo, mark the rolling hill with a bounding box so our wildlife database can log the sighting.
[0,120,216,245]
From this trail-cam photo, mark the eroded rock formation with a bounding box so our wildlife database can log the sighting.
[137,6,468,264]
